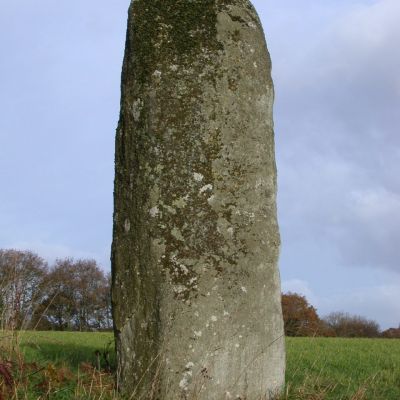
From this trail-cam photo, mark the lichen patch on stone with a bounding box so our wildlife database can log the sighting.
[200,184,213,194]
[149,206,160,217]
[193,172,204,182]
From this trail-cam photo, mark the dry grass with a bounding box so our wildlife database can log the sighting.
[0,330,116,400]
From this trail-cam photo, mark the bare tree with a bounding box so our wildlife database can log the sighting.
[381,326,400,338]
[0,249,47,330]
[323,312,380,338]
[37,258,111,331]
[73,259,111,331]
[34,259,77,330]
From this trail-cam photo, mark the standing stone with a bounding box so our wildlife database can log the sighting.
[111,1,285,399]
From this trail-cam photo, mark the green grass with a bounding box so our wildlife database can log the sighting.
[17,331,115,369]
[0,331,116,399]
[1,332,399,399]
[285,337,400,399]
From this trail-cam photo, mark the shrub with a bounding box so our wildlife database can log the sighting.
[323,312,380,338]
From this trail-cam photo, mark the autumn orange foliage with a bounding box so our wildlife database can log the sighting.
[281,292,323,336]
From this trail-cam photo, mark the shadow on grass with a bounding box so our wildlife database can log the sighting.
[20,340,116,371]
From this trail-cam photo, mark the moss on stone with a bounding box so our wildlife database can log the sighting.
[112,1,285,398]
[129,0,224,85]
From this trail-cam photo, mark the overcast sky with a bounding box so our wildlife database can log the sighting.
[1,0,399,329]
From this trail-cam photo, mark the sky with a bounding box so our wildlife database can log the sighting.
[0,0,399,329]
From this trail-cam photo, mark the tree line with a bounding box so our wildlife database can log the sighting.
[282,292,400,338]
[1,249,399,337]
[0,249,111,331]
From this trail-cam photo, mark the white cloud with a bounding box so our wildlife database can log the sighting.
[334,0,400,51]
[282,279,318,306]
[349,188,400,221]
[320,282,400,330]
[274,0,400,274]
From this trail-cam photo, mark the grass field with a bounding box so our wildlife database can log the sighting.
[285,337,400,399]
[1,331,399,399]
